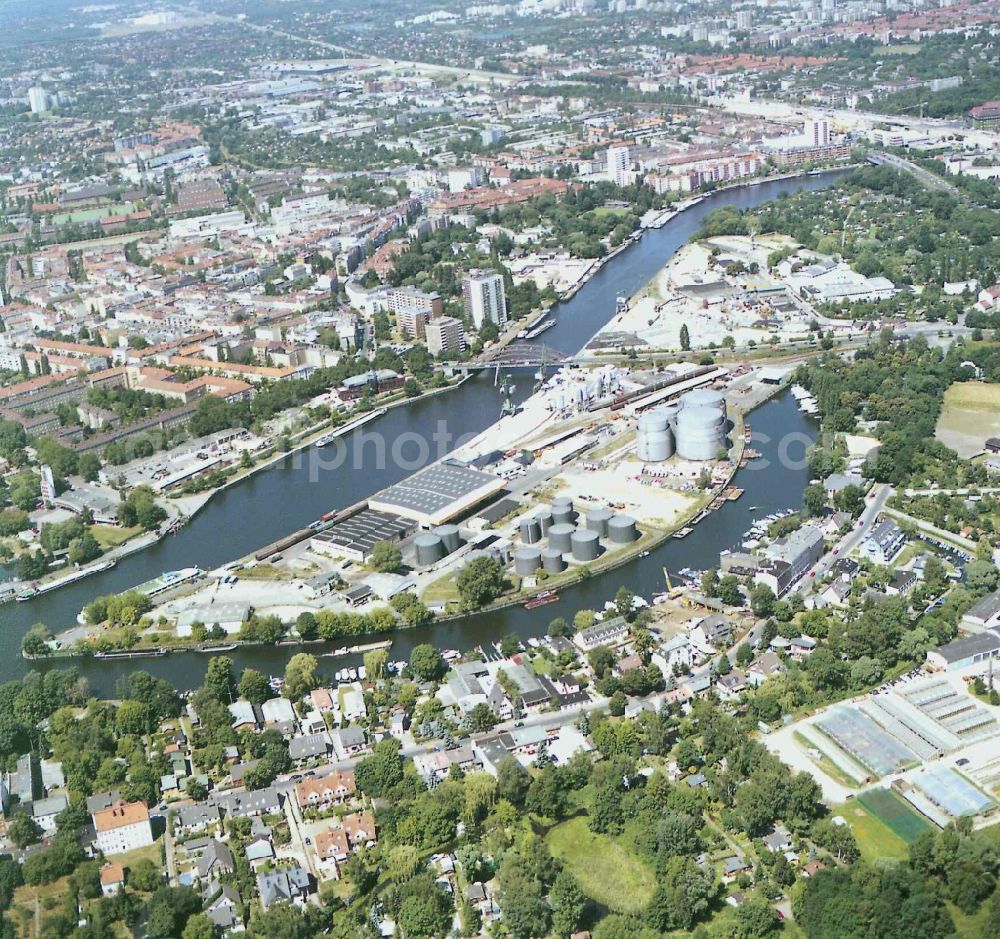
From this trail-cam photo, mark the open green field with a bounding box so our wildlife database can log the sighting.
[91,523,142,549]
[857,789,933,844]
[48,201,135,225]
[936,382,1000,458]
[834,800,910,862]
[545,815,656,913]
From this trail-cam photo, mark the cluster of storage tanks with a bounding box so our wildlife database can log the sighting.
[413,524,464,566]
[512,496,638,577]
[635,388,727,463]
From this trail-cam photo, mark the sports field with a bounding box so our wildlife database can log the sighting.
[857,788,933,843]
[936,382,1000,458]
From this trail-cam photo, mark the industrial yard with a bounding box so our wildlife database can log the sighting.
[54,357,763,650]
[588,233,891,352]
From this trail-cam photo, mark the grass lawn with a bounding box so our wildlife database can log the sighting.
[91,524,143,549]
[946,900,993,939]
[421,571,460,605]
[832,801,910,862]
[546,815,656,913]
[936,382,1000,457]
[113,840,162,869]
[592,206,631,219]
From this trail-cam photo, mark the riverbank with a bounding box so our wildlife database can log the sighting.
[46,357,781,659]
[4,375,471,608]
[6,171,845,690]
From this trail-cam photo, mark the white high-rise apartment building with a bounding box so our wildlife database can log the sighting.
[607,145,630,186]
[463,270,507,330]
[27,87,51,114]
[805,119,830,146]
[426,316,466,356]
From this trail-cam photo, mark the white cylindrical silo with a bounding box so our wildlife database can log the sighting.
[681,388,727,418]
[636,406,677,463]
[637,410,669,433]
[674,405,725,461]
[636,427,674,461]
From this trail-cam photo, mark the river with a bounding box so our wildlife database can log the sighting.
[14,171,844,692]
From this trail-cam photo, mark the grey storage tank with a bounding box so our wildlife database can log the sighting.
[571,528,601,562]
[607,514,638,544]
[518,516,542,544]
[513,547,542,576]
[547,523,575,553]
[541,547,566,573]
[414,532,445,565]
[434,524,462,553]
[674,405,725,461]
[585,506,614,537]
[551,496,576,524]
[534,507,553,536]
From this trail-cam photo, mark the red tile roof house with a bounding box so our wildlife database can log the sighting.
[293,771,357,811]
[343,812,377,849]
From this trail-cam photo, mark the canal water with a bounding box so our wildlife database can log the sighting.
[13,171,844,692]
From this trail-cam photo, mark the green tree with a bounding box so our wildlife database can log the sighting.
[456,556,507,608]
[369,539,402,573]
[409,644,447,682]
[204,656,234,702]
[550,870,586,938]
[833,484,867,517]
[750,583,776,617]
[181,914,218,939]
[282,652,319,700]
[680,323,691,351]
[803,484,827,517]
[7,813,42,848]
[735,898,780,939]
[238,668,271,706]
[364,647,389,680]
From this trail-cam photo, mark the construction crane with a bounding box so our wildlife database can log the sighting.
[662,567,685,599]
[896,101,929,119]
[842,204,857,250]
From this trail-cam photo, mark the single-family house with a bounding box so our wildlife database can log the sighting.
[257,866,311,909]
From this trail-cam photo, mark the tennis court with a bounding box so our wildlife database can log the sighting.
[857,788,933,843]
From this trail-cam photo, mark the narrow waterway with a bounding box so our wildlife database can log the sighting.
[15,171,844,692]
